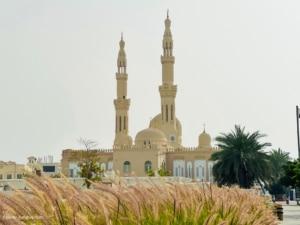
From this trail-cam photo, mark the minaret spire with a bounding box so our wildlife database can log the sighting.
[158,12,180,146]
[163,10,173,57]
[114,34,132,147]
[148,12,182,147]
[117,32,127,73]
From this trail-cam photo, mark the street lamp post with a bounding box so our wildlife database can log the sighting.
[297,106,300,159]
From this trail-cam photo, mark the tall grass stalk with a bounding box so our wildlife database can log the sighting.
[0,176,277,225]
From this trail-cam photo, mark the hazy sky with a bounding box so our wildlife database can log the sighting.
[1,0,299,163]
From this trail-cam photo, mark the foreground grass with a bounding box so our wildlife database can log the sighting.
[0,176,277,225]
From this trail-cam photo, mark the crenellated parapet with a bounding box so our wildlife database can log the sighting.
[62,149,113,154]
[113,144,161,151]
[61,149,113,165]
[164,146,219,153]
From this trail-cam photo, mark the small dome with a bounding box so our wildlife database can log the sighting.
[135,128,167,147]
[198,130,212,148]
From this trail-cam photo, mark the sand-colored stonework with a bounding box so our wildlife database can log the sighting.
[61,13,219,181]
[0,161,26,180]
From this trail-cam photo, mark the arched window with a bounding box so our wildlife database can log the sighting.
[100,163,106,171]
[144,161,152,172]
[108,161,113,171]
[69,162,80,178]
[124,116,126,130]
[208,161,214,182]
[170,135,175,142]
[173,160,185,177]
[162,160,166,168]
[115,116,117,133]
[171,104,173,120]
[119,116,122,132]
[123,161,131,173]
[187,161,193,178]
[195,160,206,181]
[166,105,168,122]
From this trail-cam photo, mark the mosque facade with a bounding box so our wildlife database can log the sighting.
[61,14,218,181]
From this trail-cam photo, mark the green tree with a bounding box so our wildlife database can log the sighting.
[211,125,271,188]
[158,162,170,176]
[268,148,290,182]
[78,138,103,188]
[281,159,300,188]
[146,169,155,176]
[267,148,290,196]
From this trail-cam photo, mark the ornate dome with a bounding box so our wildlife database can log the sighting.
[149,114,182,135]
[135,128,167,147]
[198,130,212,148]
[149,113,182,147]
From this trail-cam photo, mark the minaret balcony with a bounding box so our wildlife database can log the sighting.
[161,56,175,64]
[116,73,128,80]
[159,85,177,97]
[114,99,130,110]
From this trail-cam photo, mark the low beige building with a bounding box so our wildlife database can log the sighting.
[27,156,61,176]
[61,13,219,181]
[0,161,26,180]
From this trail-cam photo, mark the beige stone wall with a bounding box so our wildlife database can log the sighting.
[61,149,113,176]
[165,147,217,181]
[113,147,164,176]
[0,162,26,180]
[60,146,218,179]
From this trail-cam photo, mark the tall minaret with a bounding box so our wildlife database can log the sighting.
[159,11,177,127]
[113,34,132,147]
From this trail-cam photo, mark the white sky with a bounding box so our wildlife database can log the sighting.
[0,0,299,163]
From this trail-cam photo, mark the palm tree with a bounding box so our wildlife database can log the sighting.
[268,148,290,182]
[211,125,271,188]
[267,148,290,197]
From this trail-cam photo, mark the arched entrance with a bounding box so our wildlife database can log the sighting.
[194,160,206,181]
[186,161,193,178]
[173,160,185,177]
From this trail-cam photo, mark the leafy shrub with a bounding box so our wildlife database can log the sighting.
[146,169,155,177]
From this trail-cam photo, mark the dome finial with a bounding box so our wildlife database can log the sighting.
[167,9,169,19]
[119,32,125,48]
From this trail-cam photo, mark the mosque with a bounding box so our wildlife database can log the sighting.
[61,13,218,181]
